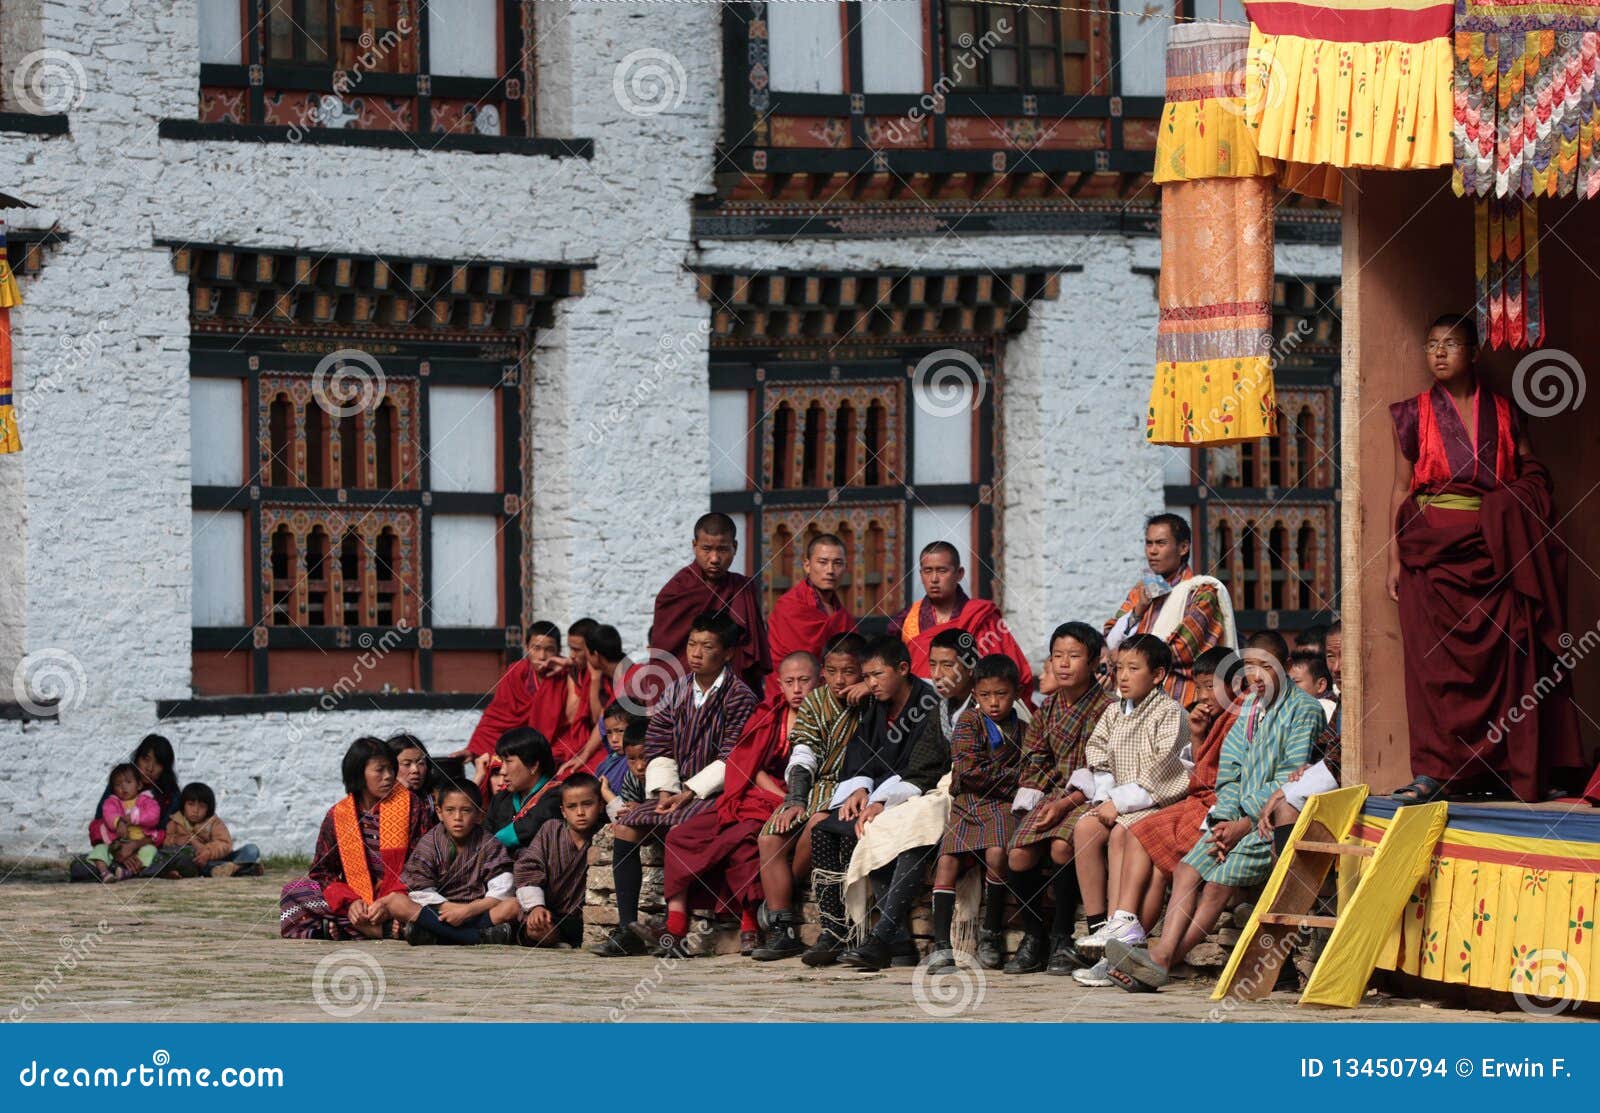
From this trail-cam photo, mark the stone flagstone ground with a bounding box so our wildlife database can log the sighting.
[0,867,1565,1023]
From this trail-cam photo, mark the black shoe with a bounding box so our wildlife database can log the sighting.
[750,917,806,961]
[923,947,959,974]
[838,934,894,971]
[800,931,844,967]
[889,938,920,967]
[479,922,517,946]
[1003,931,1049,974]
[977,928,1005,970]
[651,933,693,960]
[1045,933,1086,975]
[589,926,647,957]
[406,921,439,947]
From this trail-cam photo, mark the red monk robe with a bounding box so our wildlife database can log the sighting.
[551,667,604,772]
[650,563,771,690]
[889,588,1034,695]
[662,693,793,915]
[1392,385,1583,801]
[467,657,568,758]
[764,580,855,699]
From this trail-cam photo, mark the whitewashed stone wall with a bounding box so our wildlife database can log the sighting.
[0,1,1338,858]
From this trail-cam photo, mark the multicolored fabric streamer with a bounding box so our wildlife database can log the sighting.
[1453,0,1600,199]
[1474,195,1543,350]
[1244,0,1456,170]
[0,233,20,456]
[1149,23,1279,448]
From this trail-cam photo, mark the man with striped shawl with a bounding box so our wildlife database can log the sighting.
[591,611,757,958]
[1003,621,1115,974]
[1104,513,1236,709]
[1108,630,1323,993]
[750,632,866,961]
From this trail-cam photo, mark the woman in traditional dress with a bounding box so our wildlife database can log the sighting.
[1386,314,1582,803]
[279,736,428,940]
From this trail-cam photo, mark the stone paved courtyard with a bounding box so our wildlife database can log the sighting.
[0,868,1563,1024]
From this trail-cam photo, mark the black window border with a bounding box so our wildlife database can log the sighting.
[189,335,524,697]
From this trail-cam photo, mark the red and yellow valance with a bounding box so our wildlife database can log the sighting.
[1243,0,1456,170]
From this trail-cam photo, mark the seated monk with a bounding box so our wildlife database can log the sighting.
[890,540,1033,697]
[660,651,820,957]
[452,621,569,784]
[1386,313,1583,803]
[764,533,854,700]
[650,512,770,693]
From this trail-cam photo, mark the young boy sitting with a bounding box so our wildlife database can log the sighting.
[1288,649,1337,723]
[1004,622,1115,975]
[517,774,606,948]
[164,782,264,877]
[927,654,1027,974]
[485,727,564,850]
[376,782,520,946]
[1069,634,1188,986]
[593,611,758,957]
[1109,630,1324,992]
[604,719,649,822]
[1113,647,1240,944]
[595,701,637,801]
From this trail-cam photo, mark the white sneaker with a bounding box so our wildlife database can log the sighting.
[1075,912,1134,954]
[1072,958,1114,987]
[1107,915,1147,947]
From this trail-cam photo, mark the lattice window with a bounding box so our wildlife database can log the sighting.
[1181,277,1341,632]
[199,1,533,139]
[943,1,1068,92]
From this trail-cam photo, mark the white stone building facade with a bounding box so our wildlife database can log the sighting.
[0,1,1338,857]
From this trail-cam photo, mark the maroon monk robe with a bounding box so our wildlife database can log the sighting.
[467,658,568,758]
[663,694,792,914]
[1396,458,1583,801]
[649,563,771,689]
[890,588,1035,697]
[763,580,854,699]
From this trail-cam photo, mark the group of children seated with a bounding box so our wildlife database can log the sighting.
[73,733,262,882]
[271,605,1343,995]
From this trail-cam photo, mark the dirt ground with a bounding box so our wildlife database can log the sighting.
[0,868,1565,1023]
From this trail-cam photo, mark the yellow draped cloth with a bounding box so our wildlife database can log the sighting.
[1148,21,1282,448]
[1242,0,1456,171]
[0,245,20,456]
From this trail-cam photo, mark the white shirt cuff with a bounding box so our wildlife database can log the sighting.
[516,885,546,911]
[829,776,874,809]
[644,756,682,796]
[486,872,514,900]
[1105,612,1136,651]
[1178,742,1195,772]
[684,759,726,799]
[1108,783,1155,813]
[408,888,446,907]
[785,744,817,776]
[871,775,921,809]
[1067,768,1097,797]
[606,796,625,821]
[1012,787,1044,814]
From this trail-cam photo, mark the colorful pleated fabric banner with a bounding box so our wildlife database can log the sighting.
[1474,195,1544,349]
[1356,797,1600,1006]
[1149,22,1278,448]
[1453,0,1600,199]
[1244,0,1456,170]
[0,237,19,455]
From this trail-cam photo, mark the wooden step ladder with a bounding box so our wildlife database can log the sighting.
[1212,784,1449,1008]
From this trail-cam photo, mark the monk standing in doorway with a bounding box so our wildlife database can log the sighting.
[1387,313,1583,803]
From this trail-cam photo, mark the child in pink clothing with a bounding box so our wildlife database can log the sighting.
[85,764,161,881]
